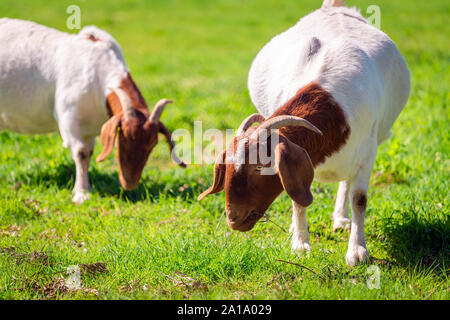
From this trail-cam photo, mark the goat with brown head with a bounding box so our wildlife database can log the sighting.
[96,76,185,190]
[198,114,322,231]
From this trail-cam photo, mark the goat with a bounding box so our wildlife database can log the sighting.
[198,0,410,266]
[0,19,185,204]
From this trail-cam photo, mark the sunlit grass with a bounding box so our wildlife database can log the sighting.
[0,0,448,299]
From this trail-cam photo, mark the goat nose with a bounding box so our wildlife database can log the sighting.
[225,208,239,221]
[225,212,239,228]
[227,218,241,230]
[119,175,139,190]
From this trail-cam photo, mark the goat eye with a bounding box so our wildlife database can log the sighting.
[255,165,263,171]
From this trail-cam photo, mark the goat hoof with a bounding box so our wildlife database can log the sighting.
[72,191,91,205]
[332,217,351,232]
[345,245,369,267]
[291,239,312,254]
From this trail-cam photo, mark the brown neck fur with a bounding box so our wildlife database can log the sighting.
[106,73,149,117]
[269,82,350,167]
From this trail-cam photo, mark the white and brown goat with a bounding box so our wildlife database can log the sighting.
[0,19,185,204]
[199,0,410,266]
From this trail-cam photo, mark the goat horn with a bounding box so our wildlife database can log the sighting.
[236,113,265,136]
[111,88,135,119]
[251,115,322,140]
[149,99,172,122]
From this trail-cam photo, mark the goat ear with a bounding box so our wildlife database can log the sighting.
[198,150,226,201]
[96,115,121,162]
[275,137,314,207]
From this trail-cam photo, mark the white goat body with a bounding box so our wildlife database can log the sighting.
[248,6,410,181]
[0,19,125,136]
[0,19,178,204]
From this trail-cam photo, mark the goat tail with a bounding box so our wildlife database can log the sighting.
[78,26,121,49]
[322,0,346,7]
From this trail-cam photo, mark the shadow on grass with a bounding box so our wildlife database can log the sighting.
[11,162,202,203]
[375,200,449,277]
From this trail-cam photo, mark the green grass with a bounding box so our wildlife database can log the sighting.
[0,0,449,300]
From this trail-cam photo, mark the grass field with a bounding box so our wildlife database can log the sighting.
[0,0,448,300]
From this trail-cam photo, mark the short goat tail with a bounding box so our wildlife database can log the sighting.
[322,0,346,7]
